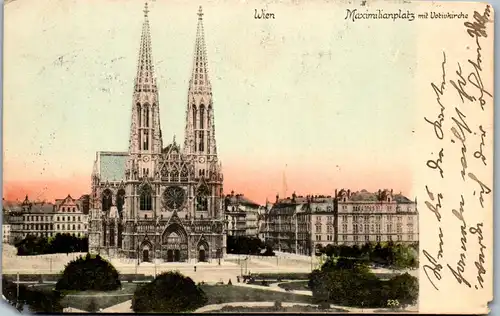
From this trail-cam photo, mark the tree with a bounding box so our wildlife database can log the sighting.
[55,253,121,292]
[132,271,207,313]
[388,273,418,307]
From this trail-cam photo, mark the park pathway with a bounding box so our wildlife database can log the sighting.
[195,301,317,313]
[101,300,134,313]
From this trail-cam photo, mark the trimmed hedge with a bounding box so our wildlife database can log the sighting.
[132,271,207,313]
[55,253,121,292]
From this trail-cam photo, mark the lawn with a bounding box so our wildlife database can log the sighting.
[250,272,311,281]
[55,283,138,312]
[277,281,310,291]
[200,285,313,305]
[211,305,348,313]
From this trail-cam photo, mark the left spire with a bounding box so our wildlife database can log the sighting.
[128,1,163,157]
[134,2,157,93]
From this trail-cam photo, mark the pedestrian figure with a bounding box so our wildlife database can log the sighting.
[194,265,197,272]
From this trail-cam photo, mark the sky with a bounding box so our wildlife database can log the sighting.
[3,0,417,204]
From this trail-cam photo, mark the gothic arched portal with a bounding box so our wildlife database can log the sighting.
[197,239,209,262]
[161,223,188,262]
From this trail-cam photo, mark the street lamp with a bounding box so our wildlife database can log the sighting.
[135,245,139,275]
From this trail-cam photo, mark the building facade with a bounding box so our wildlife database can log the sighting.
[224,192,260,237]
[265,189,419,255]
[88,5,226,263]
[53,195,89,237]
[3,214,11,243]
[4,195,90,243]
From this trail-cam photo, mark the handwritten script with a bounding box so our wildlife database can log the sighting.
[422,5,492,292]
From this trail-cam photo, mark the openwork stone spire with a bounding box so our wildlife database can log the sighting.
[134,2,157,94]
[189,6,211,94]
[128,1,163,163]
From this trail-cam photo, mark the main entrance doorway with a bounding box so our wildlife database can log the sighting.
[161,223,188,262]
[167,249,174,262]
[143,249,149,262]
[198,249,206,262]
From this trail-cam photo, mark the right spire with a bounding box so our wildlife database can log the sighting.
[189,6,212,94]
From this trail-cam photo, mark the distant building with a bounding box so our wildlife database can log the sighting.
[224,191,260,237]
[53,195,89,237]
[3,194,90,241]
[3,213,11,243]
[265,189,419,255]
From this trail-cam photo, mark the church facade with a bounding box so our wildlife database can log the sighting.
[88,4,226,263]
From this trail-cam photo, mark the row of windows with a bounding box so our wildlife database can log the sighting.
[21,224,87,231]
[19,232,86,238]
[24,215,51,222]
[60,206,78,212]
[23,215,85,222]
[315,234,414,242]
[22,224,52,230]
[56,224,87,230]
[56,216,82,222]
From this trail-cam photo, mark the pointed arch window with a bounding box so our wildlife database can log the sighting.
[144,104,150,127]
[137,103,142,127]
[171,168,179,182]
[140,185,153,211]
[102,222,107,245]
[196,185,210,212]
[116,189,126,216]
[192,104,197,128]
[207,131,211,154]
[180,166,189,182]
[200,105,205,129]
[143,130,149,151]
[199,131,204,152]
[102,189,112,212]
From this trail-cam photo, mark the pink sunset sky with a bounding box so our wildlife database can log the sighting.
[3,0,417,204]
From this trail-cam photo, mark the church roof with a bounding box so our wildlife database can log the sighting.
[225,193,260,208]
[97,151,128,182]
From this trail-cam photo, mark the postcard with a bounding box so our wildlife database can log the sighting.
[2,0,494,314]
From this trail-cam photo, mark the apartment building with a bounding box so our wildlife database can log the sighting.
[224,191,261,237]
[4,194,90,242]
[265,189,418,255]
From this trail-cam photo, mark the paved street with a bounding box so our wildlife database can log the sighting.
[3,246,417,283]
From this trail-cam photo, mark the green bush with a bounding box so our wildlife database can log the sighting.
[131,271,207,313]
[308,258,418,308]
[55,253,121,292]
[387,273,419,307]
[318,242,418,269]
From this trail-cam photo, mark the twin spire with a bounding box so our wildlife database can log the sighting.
[189,6,212,94]
[135,2,157,93]
[135,3,211,94]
